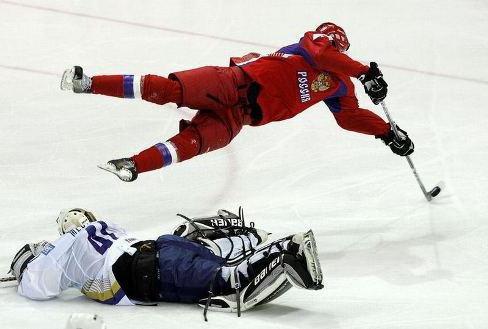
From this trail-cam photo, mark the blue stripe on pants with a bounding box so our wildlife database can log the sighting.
[123,75,134,98]
[155,143,173,166]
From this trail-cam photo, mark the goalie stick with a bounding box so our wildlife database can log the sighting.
[0,276,17,288]
[380,101,443,201]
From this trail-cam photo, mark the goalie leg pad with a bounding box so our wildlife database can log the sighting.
[172,209,269,264]
[284,230,324,290]
[198,275,292,313]
[199,240,292,314]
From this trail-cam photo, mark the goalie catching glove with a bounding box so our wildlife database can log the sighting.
[10,241,52,280]
[377,124,414,156]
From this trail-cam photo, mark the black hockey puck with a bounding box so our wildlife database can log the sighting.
[430,186,441,197]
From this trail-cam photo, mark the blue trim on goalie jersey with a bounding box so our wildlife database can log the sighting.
[123,75,135,98]
[100,287,127,305]
[278,43,316,68]
[41,243,55,255]
[323,80,348,113]
[155,143,173,166]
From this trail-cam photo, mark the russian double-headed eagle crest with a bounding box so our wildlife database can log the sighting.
[311,73,331,92]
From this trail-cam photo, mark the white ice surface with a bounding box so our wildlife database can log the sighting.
[1,0,488,328]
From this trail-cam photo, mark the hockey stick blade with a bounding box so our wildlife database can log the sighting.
[0,276,17,288]
[0,276,16,282]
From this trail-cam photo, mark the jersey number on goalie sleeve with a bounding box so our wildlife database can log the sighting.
[86,221,119,255]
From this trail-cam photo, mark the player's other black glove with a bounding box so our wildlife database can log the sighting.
[376,124,414,156]
[358,62,388,105]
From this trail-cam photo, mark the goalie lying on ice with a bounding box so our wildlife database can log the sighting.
[9,208,323,318]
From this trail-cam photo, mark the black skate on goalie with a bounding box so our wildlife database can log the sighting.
[98,158,138,182]
[60,66,92,93]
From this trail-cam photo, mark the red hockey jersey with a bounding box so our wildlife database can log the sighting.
[230,31,372,127]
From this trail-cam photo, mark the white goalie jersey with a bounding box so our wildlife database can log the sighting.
[18,221,140,305]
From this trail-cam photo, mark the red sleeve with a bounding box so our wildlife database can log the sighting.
[333,108,390,136]
[299,31,368,78]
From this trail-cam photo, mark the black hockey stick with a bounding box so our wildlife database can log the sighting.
[1,276,16,282]
[380,101,443,201]
[0,276,17,288]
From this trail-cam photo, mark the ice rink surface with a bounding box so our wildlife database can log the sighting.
[1,0,488,328]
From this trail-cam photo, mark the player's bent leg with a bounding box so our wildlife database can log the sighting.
[113,236,228,304]
[155,235,228,303]
[140,74,182,105]
[169,66,249,111]
[99,110,242,182]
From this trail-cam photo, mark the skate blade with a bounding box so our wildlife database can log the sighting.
[97,162,116,174]
[97,163,133,182]
[60,68,75,91]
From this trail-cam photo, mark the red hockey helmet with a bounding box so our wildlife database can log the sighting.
[315,22,350,52]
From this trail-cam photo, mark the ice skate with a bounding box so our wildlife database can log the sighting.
[98,158,138,182]
[60,66,92,93]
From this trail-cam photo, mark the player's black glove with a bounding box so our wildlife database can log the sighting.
[358,62,388,105]
[376,124,414,156]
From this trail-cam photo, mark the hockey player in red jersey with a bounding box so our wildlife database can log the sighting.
[61,22,414,182]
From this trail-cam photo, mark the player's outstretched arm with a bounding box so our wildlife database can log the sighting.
[333,109,414,157]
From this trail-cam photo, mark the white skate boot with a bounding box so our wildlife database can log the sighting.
[98,158,138,182]
[60,66,92,93]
